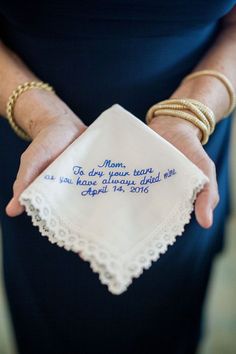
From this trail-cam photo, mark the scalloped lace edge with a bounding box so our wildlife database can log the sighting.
[19,177,205,295]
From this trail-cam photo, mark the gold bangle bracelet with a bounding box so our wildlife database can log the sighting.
[181,69,236,117]
[150,108,209,145]
[6,81,55,141]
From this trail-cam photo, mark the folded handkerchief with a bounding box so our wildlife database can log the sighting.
[19,103,208,295]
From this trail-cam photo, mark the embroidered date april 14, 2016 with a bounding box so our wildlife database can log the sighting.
[43,159,177,197]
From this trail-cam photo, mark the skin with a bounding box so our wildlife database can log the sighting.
[1,5,236,229]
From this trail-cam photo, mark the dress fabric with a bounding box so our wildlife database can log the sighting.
[0,1,235,353]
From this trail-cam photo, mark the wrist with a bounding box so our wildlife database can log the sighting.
[149,115,203,142]
[171,74,228,123]
[13,88,85,138]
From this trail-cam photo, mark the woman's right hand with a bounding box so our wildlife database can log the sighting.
[5,91,87,217]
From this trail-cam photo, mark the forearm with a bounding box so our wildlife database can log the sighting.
[171,12,236,124]
[0,40,85,138]
[0,41,37,113]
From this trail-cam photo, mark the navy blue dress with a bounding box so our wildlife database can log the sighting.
[0,1,235,353]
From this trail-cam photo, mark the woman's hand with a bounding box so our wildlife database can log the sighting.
[148,115,220,229]
[5,100,87,217]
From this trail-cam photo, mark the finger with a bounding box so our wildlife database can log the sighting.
[5,120,87,218]
[194,158,219,228]
[5,142,55,217]
[5,198,24,217]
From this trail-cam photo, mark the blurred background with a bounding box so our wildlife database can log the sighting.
[0,113,236,354]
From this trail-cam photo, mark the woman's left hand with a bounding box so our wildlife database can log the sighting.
[148,115,220,229]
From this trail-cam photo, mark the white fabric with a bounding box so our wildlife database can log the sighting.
[19,103,208,295]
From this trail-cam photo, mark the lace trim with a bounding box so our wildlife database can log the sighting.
[19,176,205,295]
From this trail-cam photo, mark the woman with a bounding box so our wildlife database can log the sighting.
[0,1,235,353]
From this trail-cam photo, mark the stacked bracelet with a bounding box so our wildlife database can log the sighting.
[145,98,216,145]
[145,69,236,145]
[5,81,55,141]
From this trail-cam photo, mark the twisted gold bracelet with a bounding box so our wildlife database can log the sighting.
[145,98,216,145]
[6,81,55,141]
[181,69,236,117]
[151,108,209,144]
[183,98,215,134]
[150,98,215,134]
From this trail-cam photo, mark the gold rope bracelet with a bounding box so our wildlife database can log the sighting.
[5,81,55,141]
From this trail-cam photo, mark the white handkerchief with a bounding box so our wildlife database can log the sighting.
[19,104,208,295]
